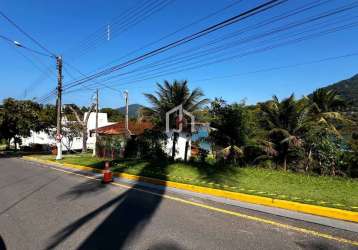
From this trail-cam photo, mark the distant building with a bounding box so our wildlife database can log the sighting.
[92,120,193,160]
[21,112,114,151]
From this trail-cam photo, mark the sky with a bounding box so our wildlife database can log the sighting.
[1,0,358,109]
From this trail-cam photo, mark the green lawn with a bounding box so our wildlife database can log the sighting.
[35,153,110,169]
[32,154,358,211]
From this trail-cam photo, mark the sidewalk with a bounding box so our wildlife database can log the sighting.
[22,156,358,232]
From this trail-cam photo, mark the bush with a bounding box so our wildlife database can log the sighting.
[96,135,124,159]
[198,148,209,163]
[128,130,167,160]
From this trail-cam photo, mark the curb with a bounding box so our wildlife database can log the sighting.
[22,156,358,223]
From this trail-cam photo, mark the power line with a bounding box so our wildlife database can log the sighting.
[64,0,149,56]
[0,10,56,57]
[39,0,350,101]
[63,0,327,91]
[77,18,358,92]
[63,51,358,96]
[63,62,122,93]
[193,52,358,82]
[88,0,244,75]
[66,0,175,61]
[0,33,57,98]
[35,0,176,103]
[61,0,287,91]
[72,0,355,91]
[0,33,54,58]
[36,1,277,101]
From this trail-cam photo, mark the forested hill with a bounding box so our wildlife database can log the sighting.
[118,104,144,118]
[322,73,358,110]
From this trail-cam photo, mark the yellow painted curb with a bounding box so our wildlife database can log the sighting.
[22,156,358,223]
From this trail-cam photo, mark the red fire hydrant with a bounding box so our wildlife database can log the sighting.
[102,161,113,184]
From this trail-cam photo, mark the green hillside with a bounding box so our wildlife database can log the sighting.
[118,104,144,118]
[323,74,358,110]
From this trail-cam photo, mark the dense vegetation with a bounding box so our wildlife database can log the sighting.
[1,77,357,178]
[0,99,56,149]
[135,80,358,178]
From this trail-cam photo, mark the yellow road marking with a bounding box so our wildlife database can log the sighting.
[46,164,358,247]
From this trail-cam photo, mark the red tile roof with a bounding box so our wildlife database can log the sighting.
[93,120,154,136]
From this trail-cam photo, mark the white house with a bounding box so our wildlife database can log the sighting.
[21,112,114,151]
[93,119,194,160]
[165,131,191,160]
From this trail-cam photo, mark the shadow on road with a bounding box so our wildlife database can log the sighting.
[0,235,6,250]
[147,240,183,250]
[295,241,339,250]
[46,160,170,249]
[0,151,48,159]
[57,179,109,201]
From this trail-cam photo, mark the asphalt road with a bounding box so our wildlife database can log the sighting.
[0,157,357,250]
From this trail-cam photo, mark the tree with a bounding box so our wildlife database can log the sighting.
[100,108,124,122]
[38,104,57,132]
[208,98,255,163]
[61,122,82,152]
[309,88,350,131]
[304,126,345,176]
[67,104,95,153]
[259,95,308,170]
[310,88,346,112]
[0,98,42,149]
[142,80,209,159]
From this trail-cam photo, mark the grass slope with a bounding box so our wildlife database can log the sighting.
[34,154,358,211]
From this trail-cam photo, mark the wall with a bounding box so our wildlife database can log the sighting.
[20,112,114,151]
[165,131,191,160]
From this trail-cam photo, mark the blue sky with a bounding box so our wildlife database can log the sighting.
[1,0,358,108]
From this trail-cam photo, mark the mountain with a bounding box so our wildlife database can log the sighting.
[118,104,144,118]
[321,74,358,111]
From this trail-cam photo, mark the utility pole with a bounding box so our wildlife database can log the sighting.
[93,89,99,157]
[124,90,129,133]
[56,56,63,160]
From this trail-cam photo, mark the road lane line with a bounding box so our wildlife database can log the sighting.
[40,163,358,247]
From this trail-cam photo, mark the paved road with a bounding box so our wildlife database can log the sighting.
[0,157,357,250]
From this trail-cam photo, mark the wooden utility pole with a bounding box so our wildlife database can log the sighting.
[124,90,129,133]
[93,89,99,157]
[56,56,63,160]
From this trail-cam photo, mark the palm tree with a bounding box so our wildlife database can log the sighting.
[309,88,349,132]
[310,88,346,112]
[142,80,209,160]
[259,94,308,170]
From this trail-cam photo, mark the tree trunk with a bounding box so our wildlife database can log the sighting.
[6,138,10,150]
[283,155,287,171]
[331,164,336,176]
[82,126,87,153]
[184,140,189,162]
[305,148,312,172]
[171,132,178,160]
